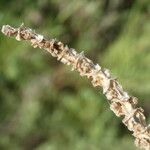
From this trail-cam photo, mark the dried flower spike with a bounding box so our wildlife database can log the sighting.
[1,24,150,150]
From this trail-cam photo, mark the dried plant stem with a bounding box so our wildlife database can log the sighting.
[1,24,150,150]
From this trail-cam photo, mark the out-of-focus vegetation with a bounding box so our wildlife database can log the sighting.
[0,0,149,150]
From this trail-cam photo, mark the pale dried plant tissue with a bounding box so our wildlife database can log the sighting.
[1,24,150,150]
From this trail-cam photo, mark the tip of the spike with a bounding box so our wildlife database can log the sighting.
[1,25,11,35]
[1,25,16,36]
[1,25,7,34]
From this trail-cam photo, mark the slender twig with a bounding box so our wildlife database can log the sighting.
[1,24,150,150]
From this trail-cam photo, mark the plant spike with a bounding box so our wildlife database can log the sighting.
[1,24,150,150]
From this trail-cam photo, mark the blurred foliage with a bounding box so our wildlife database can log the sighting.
[0,0,149,150]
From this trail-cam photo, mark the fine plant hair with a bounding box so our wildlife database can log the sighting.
[1,24,150,150]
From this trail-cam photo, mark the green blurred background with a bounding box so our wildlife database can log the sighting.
[0,0,150,150]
